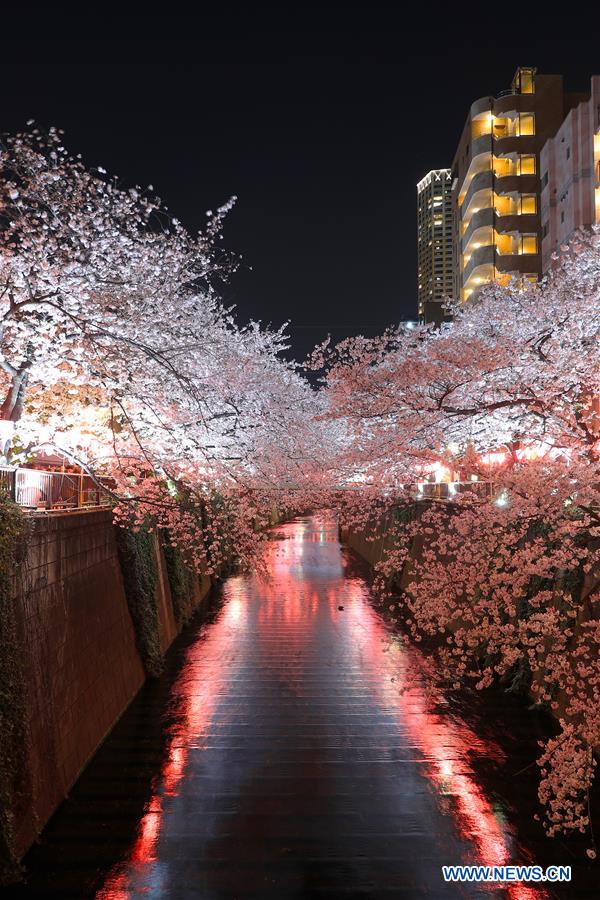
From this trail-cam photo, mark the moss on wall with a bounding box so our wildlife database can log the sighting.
[115,524,163,678]
[0,497,28,884]
[162,537,196,626]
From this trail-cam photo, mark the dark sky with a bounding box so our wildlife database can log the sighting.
[3,8,599,362]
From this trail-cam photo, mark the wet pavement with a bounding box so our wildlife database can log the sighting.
[8,514,599,898]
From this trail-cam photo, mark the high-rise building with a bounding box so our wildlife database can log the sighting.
[540,76,600,272]
[451,67,588,303]
[417,168,453,324]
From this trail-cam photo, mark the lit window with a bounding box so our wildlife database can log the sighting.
[520,194,537,214]
[518,114,535,136]
[518,70,535,94]
[520,234,538,254]
[518,155,536,175]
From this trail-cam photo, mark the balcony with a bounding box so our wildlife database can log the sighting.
[463,261,495,300]
[471,109,535,146]
[493,93,532,116]
[493,153,536,178]
[493,173,538,196]
[470,96,494,119]
[495,211,537,234]
[463,210,538,252]
[462,207,494,249]
[492,134,537,156]
[463,229,494,262]
[460,170,493,213]
[495,250,539,275]
[471,132,494,159]
[463,244,495,283]
[463,242,539,286]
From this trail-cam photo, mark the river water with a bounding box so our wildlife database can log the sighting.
[10,514,598,898]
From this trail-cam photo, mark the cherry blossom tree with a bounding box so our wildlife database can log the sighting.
[0,127,325,570]
[314,230,600,854]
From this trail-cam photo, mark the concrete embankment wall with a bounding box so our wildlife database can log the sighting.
[342,517,397,569]
[11,510,212,859]
[341,504,426,591]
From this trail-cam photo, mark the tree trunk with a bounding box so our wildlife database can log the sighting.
[0,371,28,422]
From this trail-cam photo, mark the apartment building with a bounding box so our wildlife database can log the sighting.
[417,168,453,323]
[540,76,600,272]
[451,67,587,302]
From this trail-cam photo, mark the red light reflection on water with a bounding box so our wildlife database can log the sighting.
[97,587,248,898]
[328,563,547,898]
[97,516,546,899]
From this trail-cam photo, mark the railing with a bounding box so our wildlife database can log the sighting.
[0,466,113,511]
[413,481,496,500]
[0,467,497,511]
[340,482,497,500]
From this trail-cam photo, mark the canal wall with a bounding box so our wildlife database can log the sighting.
[341,504,426,592]
[10,509,213,862]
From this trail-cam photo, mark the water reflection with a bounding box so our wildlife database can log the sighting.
[340,599,543,899]
[97,514,548,898]
[97,585,248,898]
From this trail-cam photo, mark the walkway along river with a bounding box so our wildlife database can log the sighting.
[9,514,599,898]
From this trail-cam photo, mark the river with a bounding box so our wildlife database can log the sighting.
[10,514,597,898]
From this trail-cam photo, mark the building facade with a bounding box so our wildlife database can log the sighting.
[540,76,600,272]
[417,168,453,323]
[451,67,587,303]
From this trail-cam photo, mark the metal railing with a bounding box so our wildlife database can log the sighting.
[338,482,497,500]
[0,466,113,511]
[0,467,497,512]
[413,481,496,500]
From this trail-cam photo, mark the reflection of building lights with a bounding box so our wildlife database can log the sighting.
[224,597,244,624]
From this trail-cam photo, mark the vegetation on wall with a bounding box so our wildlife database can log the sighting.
[0,496,28,884]
[162,537,197,626]
[115,524,163,678]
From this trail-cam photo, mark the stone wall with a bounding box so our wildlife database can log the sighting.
[11,510,212,858]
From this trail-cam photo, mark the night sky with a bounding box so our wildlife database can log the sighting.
[3,9,598,362]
